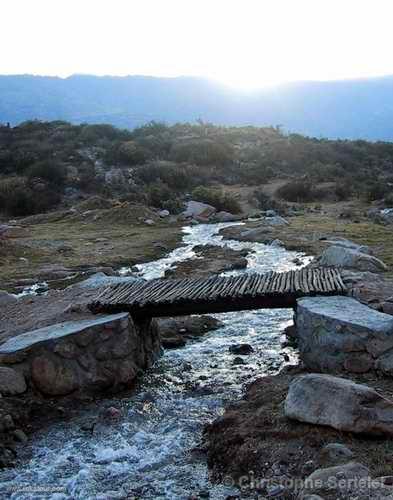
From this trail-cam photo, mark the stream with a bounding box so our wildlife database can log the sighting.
[0,222,310,500]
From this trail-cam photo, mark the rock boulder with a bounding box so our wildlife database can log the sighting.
[322,237,371,255]
[0,367,26,395]
[183,201,216,219]
[317,245,387,272]
[296,296,393,374]
[285,374,393,436]
[300,462,370,498]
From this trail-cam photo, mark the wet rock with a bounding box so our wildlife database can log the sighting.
[296,296,393,374]
[80,417,97,432]
[13,429,28,443]
[232,357,246,365]
[0,367,26,395]
[158,209,170,218]
[285,374,393,436]
[239,225,273,243]
[0,446,15,468]
[229,344,254,355]
[104,406,122,419]
[316,245,387,272]
[2,414,15,431]
[161,334,186,349]
[158,315,223,345]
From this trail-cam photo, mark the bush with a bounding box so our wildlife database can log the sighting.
[252,189,282,211]
[118,141,150,166]
[191,186,241,213]
[146,182,173,208]
[276,181,319,203]
[27,160,66,188]
[363,181,390,202]
[0,177,60,216]
[161,198,184,214]
[334,181,352,201]
[170,139,233,166]
[383,192,393,207]
[136,162,196,191]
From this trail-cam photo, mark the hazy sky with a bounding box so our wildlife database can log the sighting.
[3,0,393,89]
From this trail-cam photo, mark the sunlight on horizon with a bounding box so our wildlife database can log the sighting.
[2,0,393,90]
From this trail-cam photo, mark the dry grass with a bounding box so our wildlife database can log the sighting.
[0,218,183,287]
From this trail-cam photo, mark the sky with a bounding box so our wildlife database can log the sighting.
[2,0,393,89]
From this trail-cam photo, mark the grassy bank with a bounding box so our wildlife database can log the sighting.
[0,218,183,288]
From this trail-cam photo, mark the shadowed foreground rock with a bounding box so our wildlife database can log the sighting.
[285,374,393,436]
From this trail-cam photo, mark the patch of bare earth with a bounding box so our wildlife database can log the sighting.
[204,369,393,498]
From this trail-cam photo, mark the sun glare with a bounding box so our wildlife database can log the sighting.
[2,0,393,87]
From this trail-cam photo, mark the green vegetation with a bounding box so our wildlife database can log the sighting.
[1,119,393,216]
[191,186,241,213]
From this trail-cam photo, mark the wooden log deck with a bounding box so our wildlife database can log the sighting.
[89,267,347,318]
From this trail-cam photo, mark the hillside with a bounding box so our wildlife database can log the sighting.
[1,74,393,140]
[1,120,393,221]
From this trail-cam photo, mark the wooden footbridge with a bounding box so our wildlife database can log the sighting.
[89,267,346,318]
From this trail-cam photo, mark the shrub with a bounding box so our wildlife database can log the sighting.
[146,182,173,208]
[27,160,66,188]
[170,139,233,166]
[0,177,60,216]
[276,181,319,203]
[334,181,352,201]
[161,198,184,214]
[363,181,389,202]
[136,162,196,191]
[118,141,150,166]
[252,189,282,211]
[383,192,393,207]
[191,186,241,213]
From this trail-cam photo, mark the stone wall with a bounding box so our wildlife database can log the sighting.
[295,296,393,375]
[0,313,162,397]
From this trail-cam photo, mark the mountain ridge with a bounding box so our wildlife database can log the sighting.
[1,74,393,140]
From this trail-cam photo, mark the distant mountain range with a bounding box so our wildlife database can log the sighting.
[1,74,393,140]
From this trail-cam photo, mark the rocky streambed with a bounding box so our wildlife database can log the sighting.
[0,222,310,499]
[3,220,393,500]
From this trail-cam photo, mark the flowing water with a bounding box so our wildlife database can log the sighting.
[0,223,311,500]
